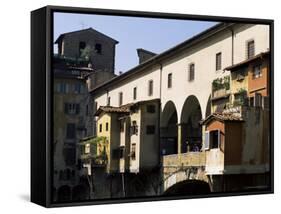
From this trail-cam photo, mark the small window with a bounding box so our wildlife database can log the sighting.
[247,40,255,59]
[131,121,138,135]
[249,96,254,107]
[147,104,156,113]
[79,41,86,57]
[188,63,195,81]
[74,83,81,94]
[107,97,111,106]
[253,64,262,79]
[66,123,76,139]
[131,143,136,160]
[63,147,76,166]
[99,124,102,133]
[146,125,155,135]
[95,43,102,54]
[148,80,153,96]
[168,73,172,88]
[133,87,137,100]
[65,83,70,93]
[106,122,109,131]
[119,92,123,106]
[216,52,222,71]
[210,130,220,149]
[85,144,90,154]
[64,103,80,115]
[120,121,125,132]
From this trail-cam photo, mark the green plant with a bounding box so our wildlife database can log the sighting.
[212,76,230,91]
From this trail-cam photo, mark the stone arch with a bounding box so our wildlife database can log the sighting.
[163,179,211,196]
[160,101,178,155]
[180,95,203,153]
[57,185,71,202]
[72,184,90,201]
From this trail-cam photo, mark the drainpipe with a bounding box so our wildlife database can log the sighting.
[230,27,234,65]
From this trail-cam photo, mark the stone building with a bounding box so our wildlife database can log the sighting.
[55,27,119,73]
[53,28,119,202]
[53,60,92,202]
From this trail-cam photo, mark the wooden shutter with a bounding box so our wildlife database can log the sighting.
[205,131,210,150]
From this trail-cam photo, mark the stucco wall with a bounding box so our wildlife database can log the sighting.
[93,24,269,125]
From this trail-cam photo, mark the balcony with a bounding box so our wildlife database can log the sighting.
[212,76,230,100]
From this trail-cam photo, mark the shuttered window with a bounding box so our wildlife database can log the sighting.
[216,52,222,71]
[204,131,210,150]
[188,63,195,81]
[168,73,172,88]
[148,80,153,96]
[119,92,123,106]
[247,40,255,59]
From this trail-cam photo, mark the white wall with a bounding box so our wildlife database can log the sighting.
[95,24,269,123]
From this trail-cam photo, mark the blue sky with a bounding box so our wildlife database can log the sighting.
[54,12,217,74]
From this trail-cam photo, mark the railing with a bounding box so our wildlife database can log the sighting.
[212,88,230,99]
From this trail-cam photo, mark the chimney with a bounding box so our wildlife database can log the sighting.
[137,48,157,64]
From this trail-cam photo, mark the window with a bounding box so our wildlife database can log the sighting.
[249,96,254,107]
[188,63,195,81]
[120,121,125,132]
[148,80,153,96]
[205,130,221,150]
[64,103,80,115]
[168,73,172,88]
[65,83,70,93]
[85,144,90,154]
[63,147,76,166]
[131,143,136,160]
[113,146,125,159]
[119,92,123,106]
[95,43,102,54]
[74,83,81,94]
[146,125,155,135]
[99,124,102,132]
[253,64,262,79]
[79,41,86,57]
[66,123,76,139]
[106,122,109,131]
[107,97,111,106]
[216,52,222,71]
[131,121,138,135]
[255,93,262,107]
[133,87,137,100]
[147,104,156,113]
[247,40,255,59]
[58,83,66,93]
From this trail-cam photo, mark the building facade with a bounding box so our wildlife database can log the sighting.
[89,23,270,195]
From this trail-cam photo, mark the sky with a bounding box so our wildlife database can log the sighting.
[54,12,217,74]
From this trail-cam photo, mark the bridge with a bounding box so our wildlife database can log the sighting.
[161,152,211,195]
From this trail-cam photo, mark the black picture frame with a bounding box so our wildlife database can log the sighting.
[31,5,274,208]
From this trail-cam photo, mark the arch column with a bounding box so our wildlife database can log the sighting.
[177,124,182,154]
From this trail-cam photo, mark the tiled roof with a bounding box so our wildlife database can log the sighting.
[94,99,160,116]
[224,51,270,71]
[201,112,244,125]
[94,104,133,116]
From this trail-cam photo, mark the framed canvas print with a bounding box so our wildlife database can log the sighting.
[31,5,274,207]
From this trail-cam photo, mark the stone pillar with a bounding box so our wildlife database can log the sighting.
[177,124,182,154]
